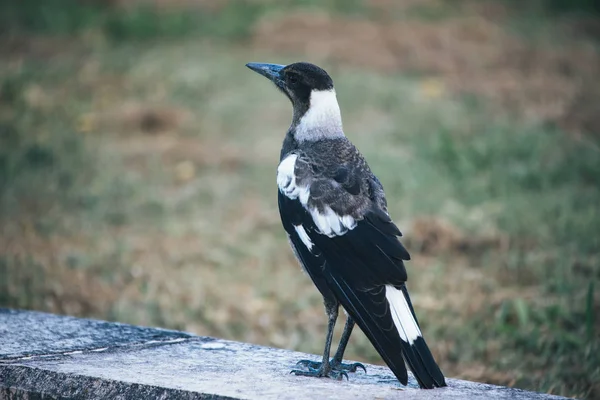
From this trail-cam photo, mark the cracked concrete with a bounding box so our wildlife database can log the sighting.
[0,309,570,400]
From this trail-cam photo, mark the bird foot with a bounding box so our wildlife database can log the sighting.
[290,363,348,380]
[296,359,366,373]
[292,359,366,380]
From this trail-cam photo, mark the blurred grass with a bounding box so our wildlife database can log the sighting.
[1,1,599,399]
[506,0,600,15]
[0,0,369,40]
[0,0,263,39]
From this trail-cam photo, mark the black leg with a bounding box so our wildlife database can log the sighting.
[291,299,348,379]
[331,315,354,363]
[330,316,366,373]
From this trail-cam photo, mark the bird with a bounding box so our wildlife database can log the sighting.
[246,61,447,389]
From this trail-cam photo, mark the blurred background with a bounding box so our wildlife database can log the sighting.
[0,0,599,398]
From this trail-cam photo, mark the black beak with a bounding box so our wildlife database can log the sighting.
[246,62,285,87]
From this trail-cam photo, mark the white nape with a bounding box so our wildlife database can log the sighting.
[294,225,314,251]
[294,89,344,141]
[385,285,422,345]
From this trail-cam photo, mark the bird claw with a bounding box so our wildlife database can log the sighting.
[336,370,349,381]
[295,359,321,370]
[292,359,365,380]
[337,361,366,373]
[290,368,348,381]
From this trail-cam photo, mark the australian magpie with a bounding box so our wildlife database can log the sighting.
[246,61,447,389]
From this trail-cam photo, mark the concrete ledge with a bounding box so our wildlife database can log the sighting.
[0,309,569,400]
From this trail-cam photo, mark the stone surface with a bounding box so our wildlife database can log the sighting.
[0,308,192,360]
[0,308,570,400]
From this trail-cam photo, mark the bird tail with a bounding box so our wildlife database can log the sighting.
[389,285,446,388]
[329,276,446,389]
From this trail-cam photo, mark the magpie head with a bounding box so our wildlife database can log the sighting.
[246,61,333,103]
[246,61,342,140]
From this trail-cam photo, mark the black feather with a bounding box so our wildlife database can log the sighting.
[278,192,334,301]
[280,186,446,388]
[275,110,445,388]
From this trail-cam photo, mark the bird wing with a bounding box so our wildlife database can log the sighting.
[278,190,336,302]
[277,151,446,388]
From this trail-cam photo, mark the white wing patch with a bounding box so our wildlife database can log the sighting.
[278,154,357,238]
[277,154,310,202]
[310,206,356,237]
[294,225,314,251]
[385,285,422,345]
[277,154,298,194]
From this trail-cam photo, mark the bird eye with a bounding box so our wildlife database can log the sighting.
[288,75,299,85]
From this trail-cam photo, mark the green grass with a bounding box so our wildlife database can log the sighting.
[1,1,599,399]
[501,0,600,15]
